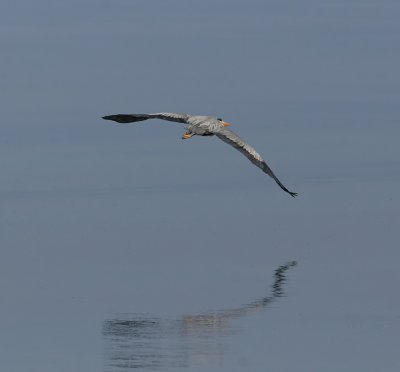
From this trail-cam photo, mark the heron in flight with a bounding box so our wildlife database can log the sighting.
[102,112,297,197]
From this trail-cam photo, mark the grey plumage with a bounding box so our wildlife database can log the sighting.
[102,112,297,197]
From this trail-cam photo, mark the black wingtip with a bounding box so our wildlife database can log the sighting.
[102,115,115,121]
[102,114,130,123]
[101,114,152,123]
[102,115,126,122]
[275,180,298,198]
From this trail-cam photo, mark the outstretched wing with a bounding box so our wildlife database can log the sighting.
[102,112,190,124]
[215,128,297,197]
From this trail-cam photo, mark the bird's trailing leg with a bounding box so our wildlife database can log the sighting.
[182,132,194,140]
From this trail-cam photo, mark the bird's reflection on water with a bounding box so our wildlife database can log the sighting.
[103,261,297,371]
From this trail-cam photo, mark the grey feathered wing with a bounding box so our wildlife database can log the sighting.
[215,128,297,197]
[102,112,189,124]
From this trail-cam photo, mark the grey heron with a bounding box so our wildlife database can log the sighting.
[102,112,297,197]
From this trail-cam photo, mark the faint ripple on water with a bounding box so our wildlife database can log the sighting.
[103,261,297,371]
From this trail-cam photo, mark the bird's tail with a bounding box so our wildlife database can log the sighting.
[102,114,152,123]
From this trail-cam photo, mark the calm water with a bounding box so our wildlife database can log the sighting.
[2,101,399,371]
[1,1,400,371]
[103,262,297,371]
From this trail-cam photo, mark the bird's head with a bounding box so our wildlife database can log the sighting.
[217,118,231,127]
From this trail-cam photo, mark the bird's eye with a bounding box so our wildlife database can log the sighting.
[217,118,223,121]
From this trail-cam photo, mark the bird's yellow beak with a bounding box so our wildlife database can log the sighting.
[222,121,231,127]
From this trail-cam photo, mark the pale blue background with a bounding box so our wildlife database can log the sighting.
[1,1,399,371]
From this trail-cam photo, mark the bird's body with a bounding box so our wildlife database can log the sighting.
[102,112,297,197]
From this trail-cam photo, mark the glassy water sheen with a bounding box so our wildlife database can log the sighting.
[2,1,400,371]
[103,262,297,371]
